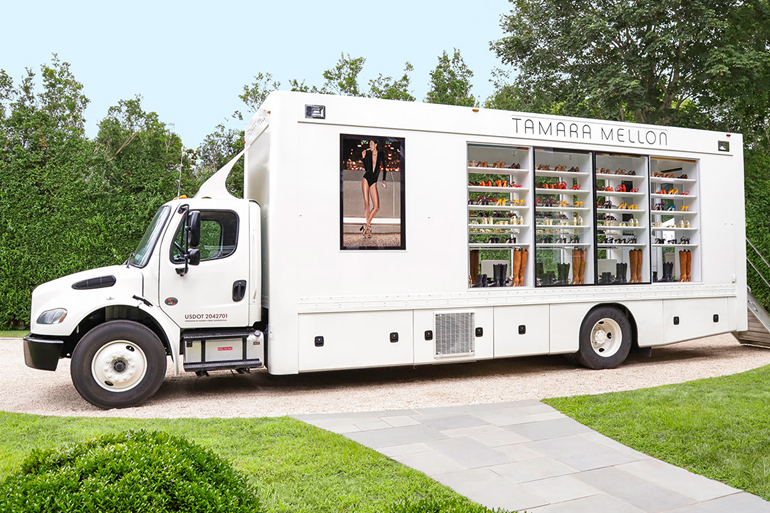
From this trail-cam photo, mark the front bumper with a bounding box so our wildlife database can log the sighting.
[23,335,64,371]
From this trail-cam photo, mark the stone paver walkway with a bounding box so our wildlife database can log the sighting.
[294,401,770,512]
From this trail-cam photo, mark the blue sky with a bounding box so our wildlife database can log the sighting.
[1,0,511,147]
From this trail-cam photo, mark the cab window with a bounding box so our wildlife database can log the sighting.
[171,211,239,263]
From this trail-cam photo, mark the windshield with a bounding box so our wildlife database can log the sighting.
[129,206,171,267]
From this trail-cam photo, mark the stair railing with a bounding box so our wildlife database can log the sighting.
[747,238,770,291]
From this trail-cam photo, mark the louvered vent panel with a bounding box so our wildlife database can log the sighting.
[435,313,475,356]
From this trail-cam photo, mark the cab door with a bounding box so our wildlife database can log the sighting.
[158,202,251,328]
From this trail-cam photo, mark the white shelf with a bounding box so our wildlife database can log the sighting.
[598,243,646,248]
[469,224,529,230]
[535,206,591,212]
[597,208,647,214]
[535,188,590,195]
[535,170,590,178]
[535,224,591,229]
[652,244,698,248]
[595,191,647,198]
[468,186,529,193]
[537,243,592,248]
[596,173,647,182]
[468,205,527,212]
[596,226,647,231]
[650,210,697,216]
[650,193,696,199]
[469,243,530,249]
[469,166,529,174]
[651,226,697,231]
[650,177,696,185]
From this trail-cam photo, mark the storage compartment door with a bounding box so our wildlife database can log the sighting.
[494,305,549,357]
[298,311,413,372]
[663,298,729,343]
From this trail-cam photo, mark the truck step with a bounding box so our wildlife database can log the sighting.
[183,359,263,373]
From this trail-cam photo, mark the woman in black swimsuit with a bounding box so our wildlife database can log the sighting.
[361,140,387,237]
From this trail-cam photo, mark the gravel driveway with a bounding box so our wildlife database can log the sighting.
[3,334,770,418]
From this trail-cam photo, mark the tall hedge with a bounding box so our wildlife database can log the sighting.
[0,59,200,328]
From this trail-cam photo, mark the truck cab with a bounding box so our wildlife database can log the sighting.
[24,193,264,409]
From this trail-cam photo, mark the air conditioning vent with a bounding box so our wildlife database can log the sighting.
[435,313,475,357]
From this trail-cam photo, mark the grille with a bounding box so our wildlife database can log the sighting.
[435,313,475,356]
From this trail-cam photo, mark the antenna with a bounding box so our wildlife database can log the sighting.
[177,144,183,198]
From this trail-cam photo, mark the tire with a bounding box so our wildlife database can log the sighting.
[575,307,632,370]
[71,320,167,409]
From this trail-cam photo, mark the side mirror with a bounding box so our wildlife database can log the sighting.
[188,211,201,248]
[188,248,200,266]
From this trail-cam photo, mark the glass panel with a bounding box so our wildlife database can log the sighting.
[534,149,593,286]
[595,154,650,284]
[650,158,699,282]
[468,144,531,287]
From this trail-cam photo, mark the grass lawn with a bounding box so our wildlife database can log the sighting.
[0,330,26,338]
[0,412,503,513]
[545,364,770,501]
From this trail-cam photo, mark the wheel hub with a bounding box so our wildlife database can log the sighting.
[590,319,622,357]
[92,341,148,392]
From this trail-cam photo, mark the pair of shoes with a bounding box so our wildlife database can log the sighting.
[568,166,581,172]
[510,248,529,286]
[492,161,507,168]
[509,162,521,169]
[361,224,372,238]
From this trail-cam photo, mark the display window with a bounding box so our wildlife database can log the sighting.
[467,144,531,287]
[649,158,699,282]
[595,153,650,284]
[533,148,593,286]
[466,144,700,288]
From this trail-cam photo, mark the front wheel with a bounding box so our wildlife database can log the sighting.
[576,307,632,370]
[71,321,167,409]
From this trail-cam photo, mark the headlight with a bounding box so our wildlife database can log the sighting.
[37,308,68,325]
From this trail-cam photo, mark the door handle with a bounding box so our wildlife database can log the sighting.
[232,280,247,302]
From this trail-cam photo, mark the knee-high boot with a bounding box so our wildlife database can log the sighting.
[519,249,528,286]
[511,249,521,287]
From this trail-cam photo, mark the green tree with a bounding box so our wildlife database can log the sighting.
[322,53,366,96]
[492,0,770,128]
[369,62,415,101]
[426,49,476,107]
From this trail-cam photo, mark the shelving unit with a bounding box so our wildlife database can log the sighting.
[534,149,594,286]
[467,144,532,288]
[649,159,700,283]
[594,154,650,284]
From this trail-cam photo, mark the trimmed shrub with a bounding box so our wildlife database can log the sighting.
[390,496,511,512]
[0,430,261,512]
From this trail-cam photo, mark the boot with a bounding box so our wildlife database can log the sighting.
[511,249,522,287]
[519,249,528,286]
[635,250,643,283]
[499,264,508,287]
[614,263,623,284]
[629,251,636,283]
[470,250,480,286]
[685,250,692,282]
[570,250,580,285]
[579,249,587,284]
[473,273,487,287]
[664,262,674,282]
[536,262,544,284]
[677,251,686,282]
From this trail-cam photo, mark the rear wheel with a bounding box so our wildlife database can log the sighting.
[576,307,632,369]
[71,321,167,409]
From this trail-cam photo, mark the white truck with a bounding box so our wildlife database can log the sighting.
[24,92,747,408]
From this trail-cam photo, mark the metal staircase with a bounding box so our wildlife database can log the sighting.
[735,239,770,346]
